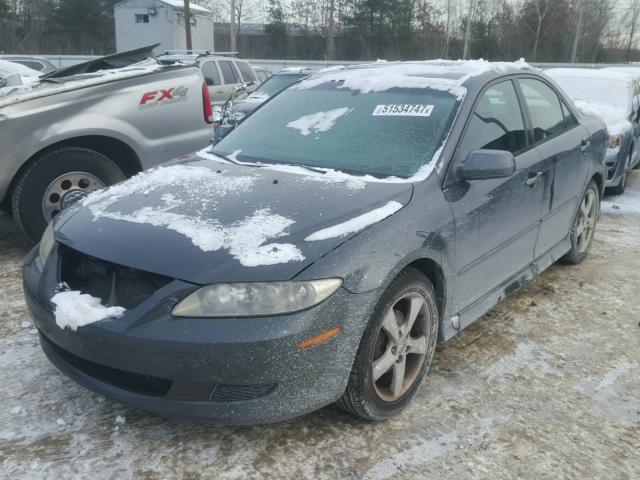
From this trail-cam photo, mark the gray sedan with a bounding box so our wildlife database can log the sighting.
[25,61,606,424]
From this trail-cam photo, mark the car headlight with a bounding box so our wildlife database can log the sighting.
[172,279,342,317]
[38,223,55,265]
[608,133,623,149]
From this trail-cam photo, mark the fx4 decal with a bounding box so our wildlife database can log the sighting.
[139,86,189,109]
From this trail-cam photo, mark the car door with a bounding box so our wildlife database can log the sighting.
[201,61,225,105]
[444,79,548,314]
[218,60,246,102]
[517,77,591,263]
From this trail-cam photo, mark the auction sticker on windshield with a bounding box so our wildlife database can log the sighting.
[372,104,434,116]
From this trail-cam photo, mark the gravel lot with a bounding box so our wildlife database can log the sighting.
[1,174,639,479]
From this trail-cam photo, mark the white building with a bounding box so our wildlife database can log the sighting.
[114,0,214,54]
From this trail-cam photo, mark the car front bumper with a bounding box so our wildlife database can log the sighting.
[23,246,378,424]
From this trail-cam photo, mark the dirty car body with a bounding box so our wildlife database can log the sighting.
[24,61,606,424]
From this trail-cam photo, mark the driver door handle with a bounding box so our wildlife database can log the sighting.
[526,171,543,187]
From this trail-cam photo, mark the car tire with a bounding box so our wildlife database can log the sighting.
[562,180,600,265]
[610,151,632,195]
[12,147,125,243]
[337,268,439,421]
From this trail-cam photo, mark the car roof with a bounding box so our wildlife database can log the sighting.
[603,67,640,80]
[299,60,535,95]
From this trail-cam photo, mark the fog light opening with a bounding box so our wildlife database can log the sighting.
[297,327,342,350]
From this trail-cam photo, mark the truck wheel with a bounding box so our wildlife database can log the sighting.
[562,180,600,265]
[12,147,125,243]
[337,268,438,421]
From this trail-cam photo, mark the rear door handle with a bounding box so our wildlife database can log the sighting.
[526,171,543,187]
[580,140,591,153]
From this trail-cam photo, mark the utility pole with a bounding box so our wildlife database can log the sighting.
[462,0,474,59]
[326,0,336,60]
[230,0,237,52]
[183,0,193,50]
[570,0,583,63]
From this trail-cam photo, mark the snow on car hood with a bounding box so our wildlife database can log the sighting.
[55,155,412,285]
[573,99,632,136]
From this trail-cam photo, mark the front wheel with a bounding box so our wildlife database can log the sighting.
[11,147,125,243]
[337,268,439,421]
[610,151,632,195]
[562,180,600,265]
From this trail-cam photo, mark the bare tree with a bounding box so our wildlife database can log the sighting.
[523,0,552,61]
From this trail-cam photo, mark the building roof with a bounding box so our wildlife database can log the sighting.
[159,0,211,14]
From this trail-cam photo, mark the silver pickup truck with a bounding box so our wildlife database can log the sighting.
[0,49,214,242]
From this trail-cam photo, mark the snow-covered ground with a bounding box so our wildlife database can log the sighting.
[1,175,639,479]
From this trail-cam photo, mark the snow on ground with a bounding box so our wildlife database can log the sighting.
[51,289,126,331]
[306,201,403,241]
[601,186,640,215]
[0,174,639,479]
[287,107,352,136]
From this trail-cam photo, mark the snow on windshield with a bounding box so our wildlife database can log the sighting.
[52,287,126,331]
[305,201,403,241]
[287,107,351,136]
[82,164,305,267]
[547,69,633,134]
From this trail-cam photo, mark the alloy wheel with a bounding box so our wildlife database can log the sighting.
[372,292,430,402]
[575,189,597,253]
[42,171,105,221]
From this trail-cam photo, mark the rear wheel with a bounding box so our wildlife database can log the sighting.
[337,269,438,421]
[562,180,599,265]
[12,147,125,243]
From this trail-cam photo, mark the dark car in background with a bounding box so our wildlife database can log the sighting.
[24,61,606,424]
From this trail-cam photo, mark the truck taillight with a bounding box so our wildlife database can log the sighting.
[202,82,213,124]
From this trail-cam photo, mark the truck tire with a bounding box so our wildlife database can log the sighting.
[337,268,439,421]
[12,147,125,243]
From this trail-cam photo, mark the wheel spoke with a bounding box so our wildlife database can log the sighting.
[381,309,400,343]
[403,296,424,335]
[585,193,594,216]
[407,335,428,355]
[391,358,406,398]
[373,349,396,381]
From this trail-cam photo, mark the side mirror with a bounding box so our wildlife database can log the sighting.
[459,149,515,181]
[246,80,256,87]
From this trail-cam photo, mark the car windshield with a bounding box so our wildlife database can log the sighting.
[552,75,631,114]
[213,82,461,178]
[253,74,307,97]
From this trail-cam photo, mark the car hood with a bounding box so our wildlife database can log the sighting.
[55,154,413,285]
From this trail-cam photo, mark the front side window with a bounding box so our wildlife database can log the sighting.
[135,14,149,23]
[560,100,577,128]
[212,83,462,178]
[235,61,256,83]
[519,78,566,142]
[218,60,239,84]
[457,80,527,162]
[201,61,220,86]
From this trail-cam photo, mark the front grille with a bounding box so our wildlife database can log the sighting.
[59,245,172,310]
[210,383,277,402]
[42,333,172,397]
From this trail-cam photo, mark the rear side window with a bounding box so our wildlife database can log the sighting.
[15,60,44,71]
[457,80,527,161]
[218,60,239,84]
[201,61,220,86]
[519,79,566,142]
[235,61,256,83]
